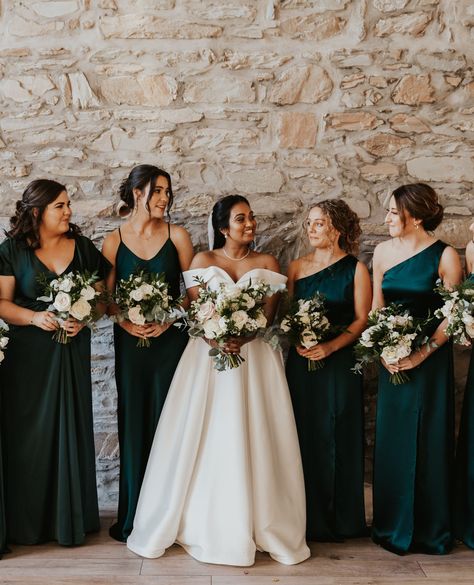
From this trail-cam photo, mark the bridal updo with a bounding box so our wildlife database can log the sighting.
[392,183,444,232]
[118,164,174,218]
[211,195,250,250]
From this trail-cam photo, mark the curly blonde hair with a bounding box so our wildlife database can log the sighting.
[310,199,362,255]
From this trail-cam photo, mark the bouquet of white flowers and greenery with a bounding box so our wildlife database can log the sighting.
[353,303,427,385]
[38,270,101,344]
[435,278,474,346]
[0,319,9,363]
[278,293,331,371]
[113,270,184,348]
[187,277,285,371]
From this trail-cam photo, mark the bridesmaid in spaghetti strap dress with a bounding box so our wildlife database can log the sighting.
[103,165,193,542]
[371,184,462,555]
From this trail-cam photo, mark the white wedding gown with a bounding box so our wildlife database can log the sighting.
[127,267,310,566]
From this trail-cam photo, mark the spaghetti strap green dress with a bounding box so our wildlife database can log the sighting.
[0,395,5,556]
[286,255,366,541]
[0,235,111,546]
[372,240,454,555]
[109,226,188,542]
[454,272,474,547]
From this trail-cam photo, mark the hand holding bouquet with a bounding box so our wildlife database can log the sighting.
[279,293,331,371]
[113,271,184,348]
[435,278,474,345]
[187,277,284,371]
[354,303,426,385]
[38,270,101,344]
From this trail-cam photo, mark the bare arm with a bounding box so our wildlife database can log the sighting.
[371,244,385,311]
[466,241,474,275]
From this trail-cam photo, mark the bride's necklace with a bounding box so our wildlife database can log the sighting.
[223,246,250,261]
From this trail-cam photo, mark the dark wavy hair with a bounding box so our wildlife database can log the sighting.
[211,195,250,250]
[392,183,444,231]
[118,164,173,218]
[6,179,81,249]
[310,199,362,255]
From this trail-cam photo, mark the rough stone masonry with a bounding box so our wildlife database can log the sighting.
[0,0,472,508]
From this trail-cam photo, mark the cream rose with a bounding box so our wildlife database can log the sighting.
[232,310,249,331]
[130,288,144,302]
[203,318,223,339]
[196,300,216,322]
[53,291,72,313]
[0,337,8,349]
[81,285,96,301]
[70,298,92,321]
[128,306,146,326]
[58,277,73,293]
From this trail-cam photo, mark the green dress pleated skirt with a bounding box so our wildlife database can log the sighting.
[372,240,454,555]
[286,255,366,541]
[0,390,6,556]
[454,273,474,547]
[0,235,111,546]
[109,231,188,542]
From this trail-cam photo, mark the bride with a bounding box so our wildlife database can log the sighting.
[127,195,310,567]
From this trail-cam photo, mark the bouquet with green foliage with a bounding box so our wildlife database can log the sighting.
[435,278,474,346]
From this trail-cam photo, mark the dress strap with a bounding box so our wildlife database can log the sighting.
[118,228,122,242]
[167,222,171,239]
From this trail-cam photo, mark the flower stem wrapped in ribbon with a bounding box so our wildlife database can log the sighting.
[435,278,474,345]
[112,270,185,348]
[37,270,101,344]
[186,277,285,371]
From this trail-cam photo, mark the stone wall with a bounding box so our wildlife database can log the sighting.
[0,0,472,509]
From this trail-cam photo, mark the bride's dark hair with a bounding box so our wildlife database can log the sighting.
[211,195,250,249]
[6,179,81,249]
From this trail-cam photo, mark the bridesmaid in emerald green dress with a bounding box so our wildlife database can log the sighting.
[371,184,462,555]
[286,199,372,541]
[102,165,193,542]
[454,221,474,547]
[0,179,111,546]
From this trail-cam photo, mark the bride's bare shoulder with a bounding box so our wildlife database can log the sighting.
[189,250,218,270]
[252,252,280,273]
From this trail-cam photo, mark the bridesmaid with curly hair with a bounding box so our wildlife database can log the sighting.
[286,199,372,541]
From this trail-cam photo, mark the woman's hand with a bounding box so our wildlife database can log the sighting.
[141,322,171,338]
[31,311,60,331]
[297,341,335,361]
[62,317,86,337]
[222,335,255,354]
[397,349,429,371]
[118,319,148,339]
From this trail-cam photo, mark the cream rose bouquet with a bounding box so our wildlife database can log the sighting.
[187,277,284,371]
[113,270,184,348]
[353,304,426,385]
[38,271,101,344]
[435,278,474,345]
[278,293,331,371]
[0,319,9,363]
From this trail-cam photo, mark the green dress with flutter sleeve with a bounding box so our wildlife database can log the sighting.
[454,272,474,547]
[372,240,454,555]
[286,255,366,541]
[109,228,188,542]
[0,234,111,546]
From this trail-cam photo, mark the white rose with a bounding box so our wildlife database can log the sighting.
[463,314,474,339]
[140,283,154,298]
[130,288,144,302]
[196,300,216,322]
[280,318,291,333]
[58,277,73,293]
[81,285,96,301]
[218,317,229,334]
[301,329,318,349]
[0,350,4,363]
[50,279,60,291]
[232,310,249,331]
[395,342,411,361]
[381,345,400,365]
[53,291,71,312]
[128,306,146,325]
[255,312,267,329]
[360,329,373,347]
[242,293,255,309]
[0,336,8,349]
[203,318,223,339]
[70,298,92,321]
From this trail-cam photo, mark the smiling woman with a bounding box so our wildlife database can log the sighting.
[0,179,111,548]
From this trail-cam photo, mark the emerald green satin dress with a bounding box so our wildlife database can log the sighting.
[372,240,454,555]
[0,394,5,557]
[0,235,111,546]
[454,272,474,547]
[109,228,188,542]
[286,255,366,541]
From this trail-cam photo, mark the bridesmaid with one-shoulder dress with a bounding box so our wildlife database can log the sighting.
[371,184,462,555]
[286,200,371,541]
[103,165,193,542]
[454,220,474,547]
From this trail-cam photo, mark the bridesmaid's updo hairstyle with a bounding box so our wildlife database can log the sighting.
[118,164,173,218]
[211,195,250,250]
[313,199,362,255]
[7,179,81,249]
[392,183,444,231]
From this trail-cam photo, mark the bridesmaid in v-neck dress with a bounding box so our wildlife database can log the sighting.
[103,165,193,542]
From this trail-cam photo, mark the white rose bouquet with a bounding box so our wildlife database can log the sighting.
[187,277,284,371]
[113,270,184,348]
[0,319,9,364]
[353,303,426,385]
[278,293,331,371]
[435,278,474,345]
[37,271,101,344]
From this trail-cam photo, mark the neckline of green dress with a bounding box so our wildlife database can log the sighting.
[32,240,77,277]
[119,238,172,262]
[383,240,441,278]
[295,254,351,283]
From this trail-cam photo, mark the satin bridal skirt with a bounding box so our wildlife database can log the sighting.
[127,336,310,566]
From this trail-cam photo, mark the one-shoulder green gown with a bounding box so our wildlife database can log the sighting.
[454,273,474,547]
[0,235,110,545]
[109,228,188,542]
[372,240,454,555]
[286,255,366,541]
